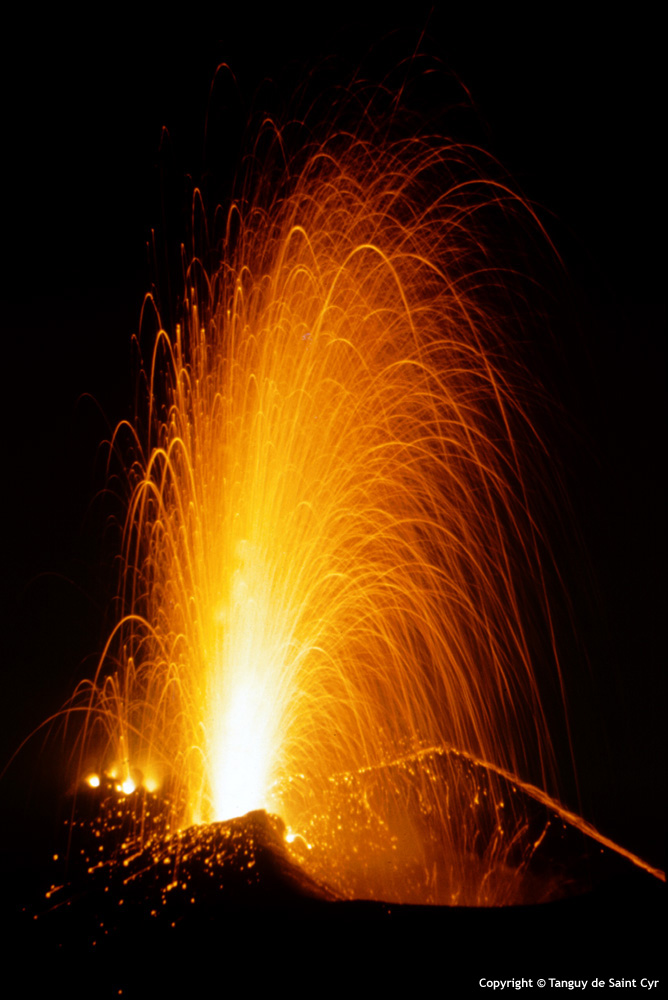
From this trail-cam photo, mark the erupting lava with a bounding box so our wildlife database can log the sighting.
[58,95,656,907]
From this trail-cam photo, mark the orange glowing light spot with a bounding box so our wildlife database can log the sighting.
[86,774,100,789]
[121,777,136,795]
[286,829,312,850]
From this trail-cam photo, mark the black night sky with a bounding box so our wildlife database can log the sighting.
[1,0,664,955]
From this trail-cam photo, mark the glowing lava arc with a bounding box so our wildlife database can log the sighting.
[72,119,576,903]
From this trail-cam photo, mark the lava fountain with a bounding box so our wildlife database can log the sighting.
[64,104,620,907]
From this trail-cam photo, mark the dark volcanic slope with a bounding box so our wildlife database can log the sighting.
[4,797,663,997]
[22,810,335,943]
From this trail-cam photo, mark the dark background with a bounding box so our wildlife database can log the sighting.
[1,5,664,880]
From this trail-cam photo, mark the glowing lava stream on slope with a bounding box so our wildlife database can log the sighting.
[61,104,662,907]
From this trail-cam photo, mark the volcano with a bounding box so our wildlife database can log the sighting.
[6,755,662,997]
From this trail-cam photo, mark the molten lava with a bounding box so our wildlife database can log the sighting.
[62,106,659,906]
